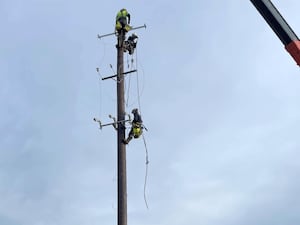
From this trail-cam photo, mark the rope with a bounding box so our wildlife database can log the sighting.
[123,42,149,209]
[135,46,150,209]
[142,133,149,209]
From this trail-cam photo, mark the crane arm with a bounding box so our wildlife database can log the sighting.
[250,0,300,66]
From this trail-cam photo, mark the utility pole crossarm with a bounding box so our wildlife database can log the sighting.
[97,24,146,40]
[250,0,300,66]
[93,115,131,130]
[97,32,116,39]
[130,24,147,31]
[102,69,137,81]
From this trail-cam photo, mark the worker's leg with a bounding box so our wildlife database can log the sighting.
[123,128,134,144]
[118,18,131,32]
[119,18,127,30]
[115,21,122,32]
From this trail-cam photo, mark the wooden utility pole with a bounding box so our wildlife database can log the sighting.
[95,22,146,225]
[116,29,127,225]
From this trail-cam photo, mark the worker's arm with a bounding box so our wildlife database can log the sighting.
[127,13,131,24]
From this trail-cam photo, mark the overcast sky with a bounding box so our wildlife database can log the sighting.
[1,0,300,225]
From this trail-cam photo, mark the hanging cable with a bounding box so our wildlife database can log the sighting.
[135,47,142,114]
[126,55,135,108]
[95,41,111,118]
[122,42,149,208]
[110,64,118,82]
[96,67,117,103]
[126,70,131,108]
[135,46,150,209]
[96,68,103,119]
[98,41,107,68]
[142,133,149,209]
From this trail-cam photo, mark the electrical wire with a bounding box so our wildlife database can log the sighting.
[97,69,103,119]
[96,41,110,119]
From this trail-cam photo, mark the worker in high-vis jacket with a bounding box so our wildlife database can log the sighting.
[123,108,143,144]
[115,8,131,33]
[124,33,138,55]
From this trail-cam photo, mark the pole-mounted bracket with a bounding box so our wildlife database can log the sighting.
[97,24,147,40]
[94,114,131,131]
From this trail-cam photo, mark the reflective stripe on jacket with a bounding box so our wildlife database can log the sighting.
[133,127,142,137]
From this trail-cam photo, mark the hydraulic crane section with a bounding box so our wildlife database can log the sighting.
[250,0,300,66]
